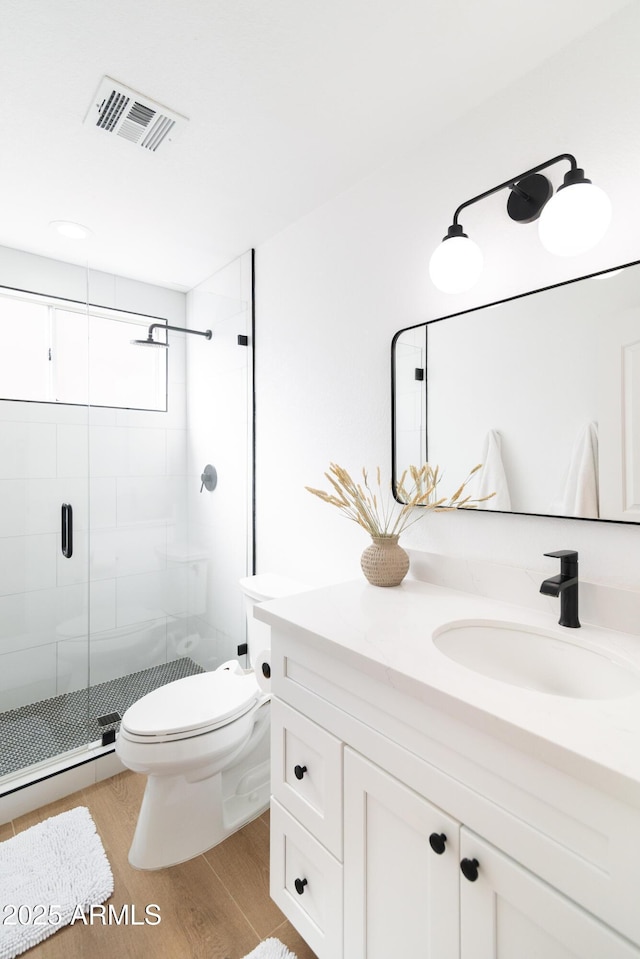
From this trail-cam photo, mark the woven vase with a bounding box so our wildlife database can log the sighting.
[360,534,410,587]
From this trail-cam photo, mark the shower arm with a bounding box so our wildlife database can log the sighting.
[147,323,212,341]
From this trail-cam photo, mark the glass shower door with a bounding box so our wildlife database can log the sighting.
[0,276,92,787]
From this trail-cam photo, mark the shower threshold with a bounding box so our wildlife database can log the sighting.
[0,657,204,786]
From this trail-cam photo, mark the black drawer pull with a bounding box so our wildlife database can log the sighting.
[294,877,308,895]
[429,832,447,855]
[460,857,480,882]
[294,764,307,781]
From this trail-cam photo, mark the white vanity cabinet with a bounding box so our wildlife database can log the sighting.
[270,697,344,958]
[260,582,640,959]
[343,749,639,959]
[458,829,638,959]
[343,748,460,958]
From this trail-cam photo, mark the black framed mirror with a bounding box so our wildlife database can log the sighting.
[391,259,640,524]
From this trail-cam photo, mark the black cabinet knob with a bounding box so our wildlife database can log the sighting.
[460,857,480,882]
[294,877,308,895]
[428,832,447,855]
[294,764,308,780]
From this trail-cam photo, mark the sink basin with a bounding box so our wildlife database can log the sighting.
[432,620,640,699]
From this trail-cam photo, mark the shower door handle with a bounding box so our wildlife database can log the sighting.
[61,503,73,558]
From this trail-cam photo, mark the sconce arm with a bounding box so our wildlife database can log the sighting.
[451,153,578,228]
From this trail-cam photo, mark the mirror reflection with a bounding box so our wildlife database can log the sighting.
[392,260,640,524]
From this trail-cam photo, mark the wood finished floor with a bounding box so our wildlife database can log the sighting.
[2,770,318,959]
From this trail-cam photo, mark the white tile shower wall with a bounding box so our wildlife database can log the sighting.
[0,643,58,709]
[0,585,83,656]
[0,246,189,714]
[255,5,640,598]
[57,618,169,689]
[185,252,253,670]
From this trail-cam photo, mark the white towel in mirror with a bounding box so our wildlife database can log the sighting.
[476,430,511,510]
[556,422,599,518]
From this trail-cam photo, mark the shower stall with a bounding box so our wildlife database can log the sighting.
[0,246,254,815]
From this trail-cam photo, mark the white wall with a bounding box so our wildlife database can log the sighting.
[255,3,640,594]
[0,246,188,711]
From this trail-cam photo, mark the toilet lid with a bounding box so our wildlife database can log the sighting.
[120,670,260,739]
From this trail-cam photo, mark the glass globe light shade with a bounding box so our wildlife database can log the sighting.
[428,234,484,294]
[538,182,611,257]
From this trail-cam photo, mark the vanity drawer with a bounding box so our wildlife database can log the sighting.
[270,799,343,959]
[271,698,343,858]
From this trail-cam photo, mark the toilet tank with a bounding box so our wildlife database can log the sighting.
[239,574,309,664]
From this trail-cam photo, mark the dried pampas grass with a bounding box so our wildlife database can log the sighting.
[306,462,495,538]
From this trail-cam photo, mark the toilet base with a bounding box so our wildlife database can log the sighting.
[127,706,271,869]
[128,762,270,869]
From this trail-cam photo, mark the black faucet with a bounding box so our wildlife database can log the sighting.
[539,550,580,628]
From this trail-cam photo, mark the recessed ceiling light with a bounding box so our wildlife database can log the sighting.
[49,220,93,240]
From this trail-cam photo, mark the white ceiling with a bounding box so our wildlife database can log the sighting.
[0,0,631,290]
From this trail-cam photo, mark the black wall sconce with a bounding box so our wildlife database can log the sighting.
[428,153,612,294]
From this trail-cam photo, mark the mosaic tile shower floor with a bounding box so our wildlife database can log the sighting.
[0,657,204,779]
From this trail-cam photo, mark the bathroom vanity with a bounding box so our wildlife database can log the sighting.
[256,578,640,958]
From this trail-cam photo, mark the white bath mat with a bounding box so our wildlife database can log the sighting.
[0,805,113,959]
[242,938,299,959]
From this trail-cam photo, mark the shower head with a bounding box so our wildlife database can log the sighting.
[130,323,212,348]
[130,333,169,348]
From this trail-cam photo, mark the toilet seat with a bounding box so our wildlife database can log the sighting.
[120,670,261,744]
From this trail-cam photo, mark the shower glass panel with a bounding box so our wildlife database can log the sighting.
[184,251,254,668]
[0,259,92,784]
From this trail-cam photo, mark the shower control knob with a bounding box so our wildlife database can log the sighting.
[200,464,218,493]
[294,878,308,895]
[294,764,307,781]
[428,832,447,855]
[460,857,480,882]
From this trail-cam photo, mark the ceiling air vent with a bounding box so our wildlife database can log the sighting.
[84,77,187,152]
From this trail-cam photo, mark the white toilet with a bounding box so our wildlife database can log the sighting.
[116,573,307,869]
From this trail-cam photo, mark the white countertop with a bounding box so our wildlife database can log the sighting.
[256,577,640,805]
